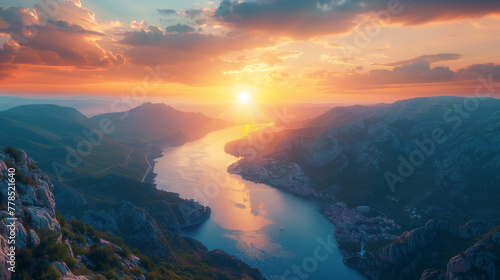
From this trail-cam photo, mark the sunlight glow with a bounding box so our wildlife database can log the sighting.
[239,92,250,103]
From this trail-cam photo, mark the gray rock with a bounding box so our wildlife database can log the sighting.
[81,210,120,234]
[420,269,445,280]
[29,229,40,246]
[14,222,28,251]
[24,206,61,233]
[53,261,94,280]
[18,183,39,206]
[456,220,494,239]
[0,236,12,280]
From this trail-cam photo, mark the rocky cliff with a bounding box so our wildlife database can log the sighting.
[345,220,499,280]
[1,148,265,280]
[1,149,59,279]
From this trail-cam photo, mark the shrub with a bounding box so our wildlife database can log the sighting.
[146,271,159,280]
[65,257,78,269]
[104,269,120,280]
[39,265,62,280]
[71,263,93,276]
[118,245,132,259]
[56,212,67,228]
[34,229,70,261]
[61,228,73,239]
[75,235,87,244]
[87,244,120,271]
[15,171,39,188]
[4,146,22,162]
[132,265,143,276]
[85,225,97,237]
[69,219,86,234]
[4,160,15,169]
[71,244,86,256]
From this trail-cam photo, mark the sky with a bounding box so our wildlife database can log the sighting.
[0,0,500,104]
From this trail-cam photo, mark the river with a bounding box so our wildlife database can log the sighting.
[154,124,366,280]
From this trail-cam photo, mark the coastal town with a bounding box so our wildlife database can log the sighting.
[323,202,402,256]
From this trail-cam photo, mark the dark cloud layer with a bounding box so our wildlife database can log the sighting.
[166,23,196,33]
[214,0,500,38]
[158,8,177,15]
[118,25,273,65]
[313,60,500,89]
[374,53,462,67]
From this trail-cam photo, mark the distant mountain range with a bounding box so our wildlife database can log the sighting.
[89,102,227,147]
[0,96,115,116]
[226,96,500,279]
[0,102,227,181]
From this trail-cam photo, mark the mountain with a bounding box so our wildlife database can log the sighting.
[226,96,500,279]
[0,103,227,182]
[0,96,115,116]
[89,102,228,147]
[0,148,265,280]
[0,105,138,182]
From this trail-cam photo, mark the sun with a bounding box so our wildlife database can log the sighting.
[238,92,251,103]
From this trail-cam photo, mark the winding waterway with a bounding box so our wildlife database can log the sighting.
[155,124,366,280]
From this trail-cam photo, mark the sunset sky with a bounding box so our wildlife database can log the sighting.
[1,0,500,104]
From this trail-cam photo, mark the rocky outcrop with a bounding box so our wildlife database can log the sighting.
[457,220,494,239]
[81,210,120,234]
[346,220,499,280]
[420,229,500,280]
[109,201,172,258]
[29,229,40,246]
[0,148,62,280]
[173,200,211,228]
[0,235,10,280]
[53,261,93,280]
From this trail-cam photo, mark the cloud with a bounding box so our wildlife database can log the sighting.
[374,53,462,67]
[258,50,302,66]
[456,63,500,80]
[268,71,290,83]
[314,60,500,90]
[184,9,203,18]
[158,9,177,15]
[213,0,500,39]
[117,24,273,65]
[166,23,196,33]
[0,5,123,69]
[320,54,357,65]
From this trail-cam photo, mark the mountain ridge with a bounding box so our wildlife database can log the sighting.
[226,96,500,280]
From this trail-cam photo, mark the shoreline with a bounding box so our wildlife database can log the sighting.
[229,160,402,269]
[142,146,212,227]
[141,149,162,184]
